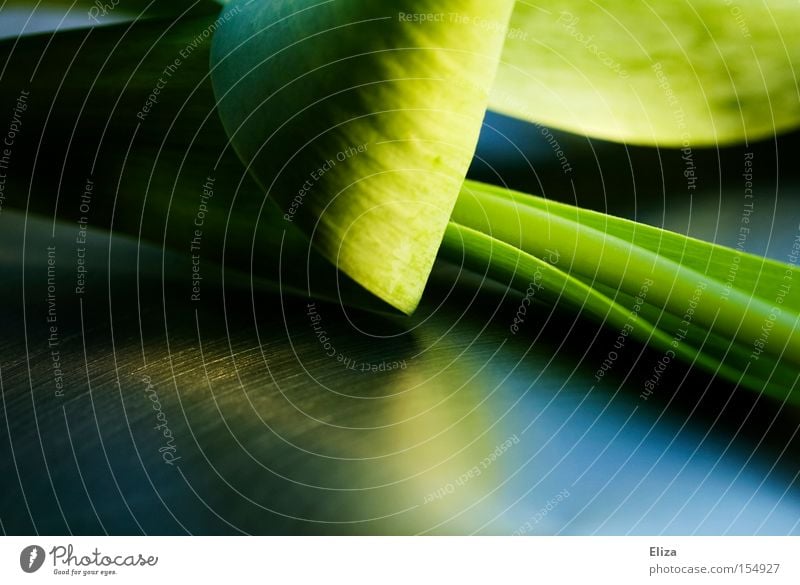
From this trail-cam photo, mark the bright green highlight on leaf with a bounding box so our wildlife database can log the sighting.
[496,0,800,145]
[211,0,514,313]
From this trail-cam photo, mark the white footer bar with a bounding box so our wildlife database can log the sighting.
[1,536,797,583]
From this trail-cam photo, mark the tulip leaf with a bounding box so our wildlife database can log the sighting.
[445,180,800,401]
[210,0,515,313]
[494,0,800,145]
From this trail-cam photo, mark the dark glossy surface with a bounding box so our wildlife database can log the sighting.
[1,152,799,533]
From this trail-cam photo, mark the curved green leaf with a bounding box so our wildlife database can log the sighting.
[495,0,800,145]
[210,0,514,313]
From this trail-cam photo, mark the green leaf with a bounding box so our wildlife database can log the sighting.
[444,180,800,401]
[494,0,800,145]
[210,0,515,313]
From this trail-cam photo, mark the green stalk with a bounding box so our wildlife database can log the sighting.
[441,181,800,402]
[451,181,800,360]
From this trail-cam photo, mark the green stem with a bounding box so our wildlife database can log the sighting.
[438,181,800,403]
